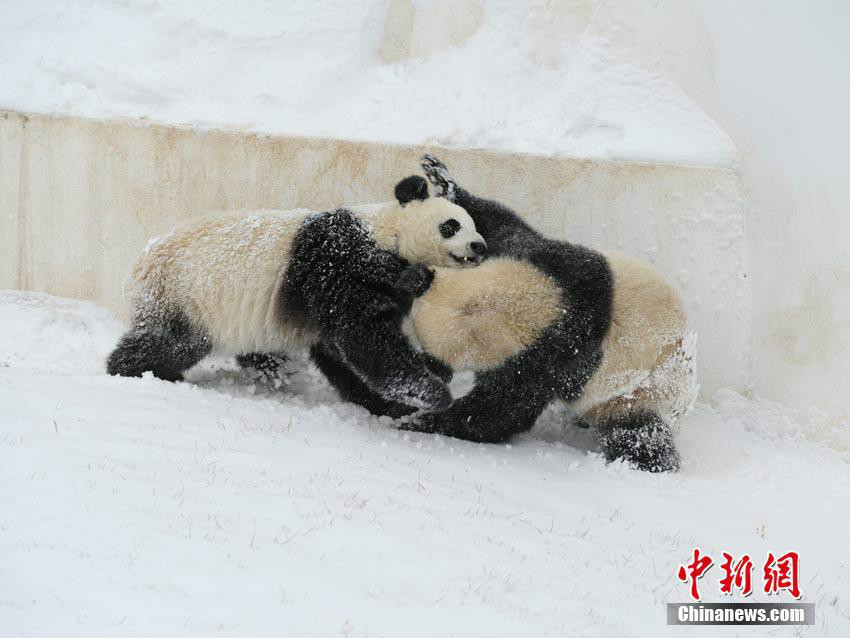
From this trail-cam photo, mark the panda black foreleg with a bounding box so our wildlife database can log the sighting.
[403,330,602,442]
[400,375,549,442]
[328,316,451,412]
[310,342,417,418]
[401,349,558,442]
[283,208,450,411]
[595,410,681,473]
[106,312,211,381]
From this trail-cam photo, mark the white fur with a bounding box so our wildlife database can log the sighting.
[125,197,483,355]
[411,258,563,370]
[569,251,697,430]
[128,209,313,354]
[358,198,485,267]
[410,250,696,427]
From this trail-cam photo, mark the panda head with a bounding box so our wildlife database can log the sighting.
[393,175,487,268]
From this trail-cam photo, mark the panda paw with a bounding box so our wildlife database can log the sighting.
[399,409,509,443]
[398,411,443,435]
[383,374,451,412]
[420,154,456,201]
[597,410,681,473]
[236,352,290,386]
[395,263,435,297]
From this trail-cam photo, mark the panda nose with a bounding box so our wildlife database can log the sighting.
[470,241,487,255]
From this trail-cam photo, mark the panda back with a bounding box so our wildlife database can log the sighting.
[129,208,313,352]
[411,258,564,370]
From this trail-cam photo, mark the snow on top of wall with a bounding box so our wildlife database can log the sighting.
[0,0,736,166]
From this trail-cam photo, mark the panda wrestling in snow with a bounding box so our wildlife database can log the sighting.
[108,159,694,472]
[106,178,487,413]
[320,157,696,472]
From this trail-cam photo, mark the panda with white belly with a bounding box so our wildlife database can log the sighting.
[106,176,487,413]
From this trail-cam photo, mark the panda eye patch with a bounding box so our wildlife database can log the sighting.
[439,219,461,239]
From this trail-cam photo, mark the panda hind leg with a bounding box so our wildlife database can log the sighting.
[106,312,211,382]
[236,351,289,384]
[595,409,680,473]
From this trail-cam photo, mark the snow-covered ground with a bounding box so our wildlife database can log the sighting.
[2,290,848,637]
[0,0,735,166]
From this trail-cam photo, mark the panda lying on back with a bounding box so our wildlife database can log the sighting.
[405,156,695,471]
[320,156,695,472]
[106,176,487,412]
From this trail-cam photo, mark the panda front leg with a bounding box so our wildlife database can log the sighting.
[595,410,681,472]
[106,311,212,382]
[400,350,558,443]
[310,342,417,418]
[420,154,457,200]
[328,315,452,412]
[316,260,451,412]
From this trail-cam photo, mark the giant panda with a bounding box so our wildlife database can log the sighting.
[325,156,695,472]
[106,176,487,412]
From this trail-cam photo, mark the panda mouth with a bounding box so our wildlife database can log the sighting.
[451,254,482,267]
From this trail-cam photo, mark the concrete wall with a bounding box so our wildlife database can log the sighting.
[0,109,748,396]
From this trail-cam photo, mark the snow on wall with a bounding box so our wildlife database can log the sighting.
[0,0,735,166]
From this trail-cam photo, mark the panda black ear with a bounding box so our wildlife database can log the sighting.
[395,175,430,206]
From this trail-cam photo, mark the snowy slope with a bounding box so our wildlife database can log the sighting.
[1,291,848,637]
[0,0,735,166]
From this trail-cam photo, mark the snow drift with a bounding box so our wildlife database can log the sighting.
[1,291,848,636]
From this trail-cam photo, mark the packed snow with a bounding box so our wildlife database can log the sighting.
[1,290,848,637]
[0,0,735,166]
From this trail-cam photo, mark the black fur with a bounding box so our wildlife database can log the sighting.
[404,155,681,471]
[106,311,212,382]
[421,353,454,384]
[238,263,433,395]
[236,351,289,385]
[236,351,287,374]
[310,342,417,419]
[394,175,430,205]
[438,218,461,238]
[309,342,453,419]
[395,263,435,297]
[596,410,680,472]
[281,208,451,412]
[398,155,613,443]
